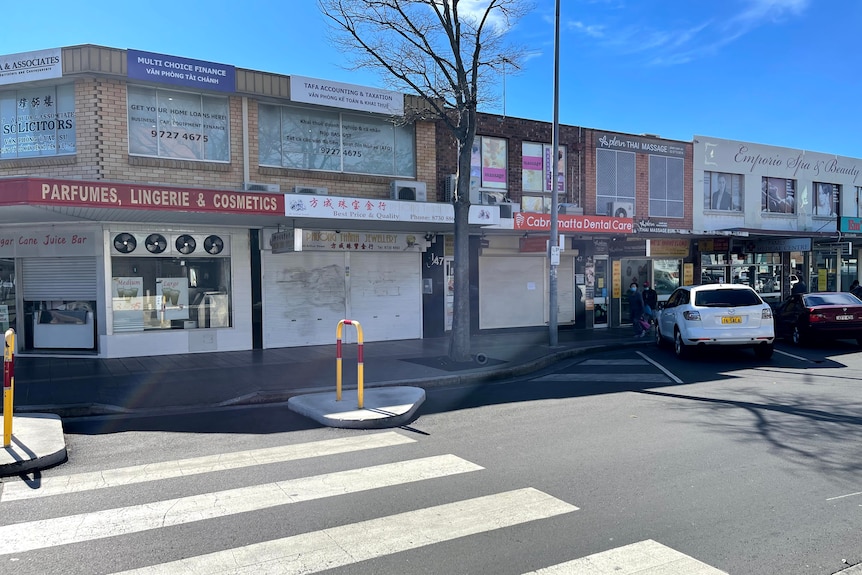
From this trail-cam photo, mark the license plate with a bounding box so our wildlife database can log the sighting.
[836,315,854,320]
[721,316,742,324]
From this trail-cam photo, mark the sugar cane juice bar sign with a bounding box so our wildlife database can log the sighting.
[0,229,96,257]
[0,178,284,215]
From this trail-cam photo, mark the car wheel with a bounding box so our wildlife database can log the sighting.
[754,343,774,359]
[673,329,688,359]
[791,325,805,346]
[655,324,663,347]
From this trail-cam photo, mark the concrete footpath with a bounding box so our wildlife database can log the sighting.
[1,326,653,475]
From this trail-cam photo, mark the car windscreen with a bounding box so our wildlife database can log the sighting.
[803,293,861,306]
[694,289,762,307]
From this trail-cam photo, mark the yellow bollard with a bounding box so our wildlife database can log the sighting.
[335,320,365,409]
[3,328,15,448]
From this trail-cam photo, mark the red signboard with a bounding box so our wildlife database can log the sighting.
[513,212,633,234]
[0,177,284,216]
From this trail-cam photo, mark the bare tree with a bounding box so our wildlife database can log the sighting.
[319,0,530,362]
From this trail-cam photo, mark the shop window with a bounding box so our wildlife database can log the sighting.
[522,141,566,194]
[703,171,744,212]
[853,186,862,217]
[0,259,14,333]
[596,148,635,216]
[813,182,839,217]
[474,136,508,190]
[0,84,76,159]
[127,85,230,162]
[649,156,684,218]
[761,177,796,214]
[258,103,415,178]
[110,257,231,331]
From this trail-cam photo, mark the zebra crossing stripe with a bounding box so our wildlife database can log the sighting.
[522,539,728,574]
[108,488,578,575]
[1,431,415,502]
[533,373,669,383]
[580,359,650,365]
[0,454,481,555]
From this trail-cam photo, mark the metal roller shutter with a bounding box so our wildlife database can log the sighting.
[22,257,98,300]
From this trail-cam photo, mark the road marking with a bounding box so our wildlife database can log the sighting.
[637,351,684,384]
[533,373,670,383]
[0,454,482,555]
[581,359,649,365]
[827,491,862,501]
[108,488,578,575]
[775,349,811,362]
[522,539,727,574]
[1,431,414,502]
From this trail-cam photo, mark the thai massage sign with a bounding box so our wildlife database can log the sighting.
[0,178,284,216]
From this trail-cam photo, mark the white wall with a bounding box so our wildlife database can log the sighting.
[693,136,862,234]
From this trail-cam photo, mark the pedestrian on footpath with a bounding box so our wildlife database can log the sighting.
[628,282,646,337]
[642,281,657,324]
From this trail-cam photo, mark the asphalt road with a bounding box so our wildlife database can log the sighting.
[2,339,861,574]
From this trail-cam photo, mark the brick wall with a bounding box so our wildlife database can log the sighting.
[1,77,438,202]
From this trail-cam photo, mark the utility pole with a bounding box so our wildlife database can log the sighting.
[549,0,561,347]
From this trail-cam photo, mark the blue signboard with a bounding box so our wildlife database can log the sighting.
[127,49,235,93]
[840,217,862,234]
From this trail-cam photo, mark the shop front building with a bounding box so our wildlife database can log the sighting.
[436,118,694,332]
[0,45,446,357]
[693,136,862,303]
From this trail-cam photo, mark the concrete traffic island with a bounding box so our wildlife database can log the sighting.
[288,386,426,429]
[0,413,67,476]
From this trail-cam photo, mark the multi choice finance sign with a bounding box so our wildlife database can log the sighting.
[0,178,284,215]
[513,213,633,234]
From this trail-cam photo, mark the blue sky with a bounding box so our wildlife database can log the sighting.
[2,0,858,157]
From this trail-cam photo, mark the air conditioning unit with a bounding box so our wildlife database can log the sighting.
[390,180,427,202]
[111,232,231,256]
[609,201,634,218]
[480,191,507,205]
[243,182,281,193]
[499,203,518,219]
[444,174,482,202]
[293,185,328,195]
[558,203,582,215]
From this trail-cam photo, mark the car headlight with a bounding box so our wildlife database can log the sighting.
[682,310,701,321]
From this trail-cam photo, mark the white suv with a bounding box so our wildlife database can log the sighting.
[655,283,775,359]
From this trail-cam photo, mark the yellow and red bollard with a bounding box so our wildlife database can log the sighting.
[3,328,15,448]
[336,320,365,409]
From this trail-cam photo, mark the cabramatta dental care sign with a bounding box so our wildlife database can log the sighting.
[0,48,62,86]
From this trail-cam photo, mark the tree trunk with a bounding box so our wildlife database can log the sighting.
[448,132,475,363]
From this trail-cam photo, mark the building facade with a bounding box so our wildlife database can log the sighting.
[0,45,499,357]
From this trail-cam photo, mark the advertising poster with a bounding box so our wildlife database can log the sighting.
[481,136,507,189]
[156,277,189,321]
[522,142,544,192]
[112,277,143,311]
[112,277,144,332]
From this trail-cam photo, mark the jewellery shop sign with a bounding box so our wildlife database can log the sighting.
[268,228,427,253]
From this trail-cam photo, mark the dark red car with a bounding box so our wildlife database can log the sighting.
[774,292,862,345]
